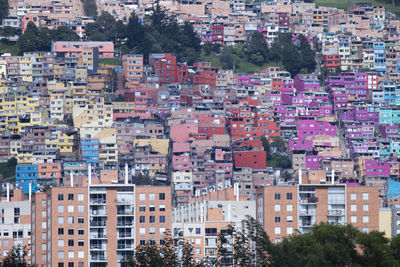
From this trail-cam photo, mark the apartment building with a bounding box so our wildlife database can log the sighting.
[31,182,172,266]
[256,182,380,243]
[0,189,31,263]
[173,187,255,263]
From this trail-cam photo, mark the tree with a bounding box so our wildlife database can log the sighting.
[298,34,316,73]
[391,235,400,264]
[357,231,396,266]
[160,231,177,267]
[17,22,40,53]
[246,31,268,66]
[0,0,8,23]
[1,245,28,267]
[220,46,234,70]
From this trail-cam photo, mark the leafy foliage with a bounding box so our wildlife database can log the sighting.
[17,22,79,54]
[0,0,8,23]
[1,245,28,267]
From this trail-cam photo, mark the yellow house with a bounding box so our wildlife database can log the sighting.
[57,131,77,153]
[133,137,169,155]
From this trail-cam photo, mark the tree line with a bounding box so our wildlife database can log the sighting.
[125,217,400,267]
[9,3,316,75]
[5,217,400,266]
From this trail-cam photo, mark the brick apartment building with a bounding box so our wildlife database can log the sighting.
[32,184,171,266]
[256,182,380,243]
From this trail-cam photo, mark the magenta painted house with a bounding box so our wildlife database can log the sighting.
[297,119,337,140]
[294,74,320,92]
[363,159,391,177]
[289,139,313,151]
[305,155,319,169]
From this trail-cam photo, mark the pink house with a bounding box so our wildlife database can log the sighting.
[51,41,114,58]
[170,124,198,142]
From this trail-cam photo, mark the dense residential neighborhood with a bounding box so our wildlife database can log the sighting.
[0,0,400,265]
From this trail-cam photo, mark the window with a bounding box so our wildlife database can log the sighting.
[14,208,20,215]
[149,227,156,234]
[68,194,74,201]
[275,216,281,223]
[42,233,47,240]
[58,194,64,201]
[287,227,293,235]
[58,217,64,224]
[149,194,156,200]
[363,205,369,212]
[274,193,281,200]
[286,193,293,200]
[160,216,165,223]
[363,216,369,223]
[78,251,84,258]
[287,215,293,222]
[58,240,64,247]
[351,205,357,212]
[363,227,369,233]
[139,194,145,201]
[160,228,166,234]
[78,205,84,213]
[159,204,166,212]
[351,216,357,223]
[140,239,146,245]
[68,229,74,235]
[150,216,155,223]
[78,217,84,224]
[274,204,280,212]
[58,251,64,259]
[59,263,64,267]
[68,217,74,224]
[42,243,46,251]
[351,193,356,200]
[58,228,64,235]
[58,206,64,212]
[140,216,145,223]
[363,193,369,200]
[68,263,74,267]
[140,228,146,235]
[286,205,292,212]
[159,193,165,200]
[68,251,74,258]
[78,240,84,246]
[149,205,155,212]
[68,239,74,247]
[275,227,281,235]
[67,206,74,212]
[78,194,84,201]
[196,228,201,234]
[78,229,84,235]
[139,205,145,212]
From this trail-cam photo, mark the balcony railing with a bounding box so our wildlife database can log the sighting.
[328,209,344,216]
[90,234,107,239]
[91,256,107,261]
[90,221,107,227]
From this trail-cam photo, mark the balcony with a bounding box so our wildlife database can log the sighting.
[90,234,107,239]
[299,197,318,204]
[90,221,107,227]
[91,256,107,262]
[118,233,133,239]
[117,244,134,250]
[328,209,345,216]
[90,245,106,250]
[90,199,106,205]
[300,221,313,227]
[90,210,107,216]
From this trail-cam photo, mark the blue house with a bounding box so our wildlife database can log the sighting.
[16,164,38,193]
